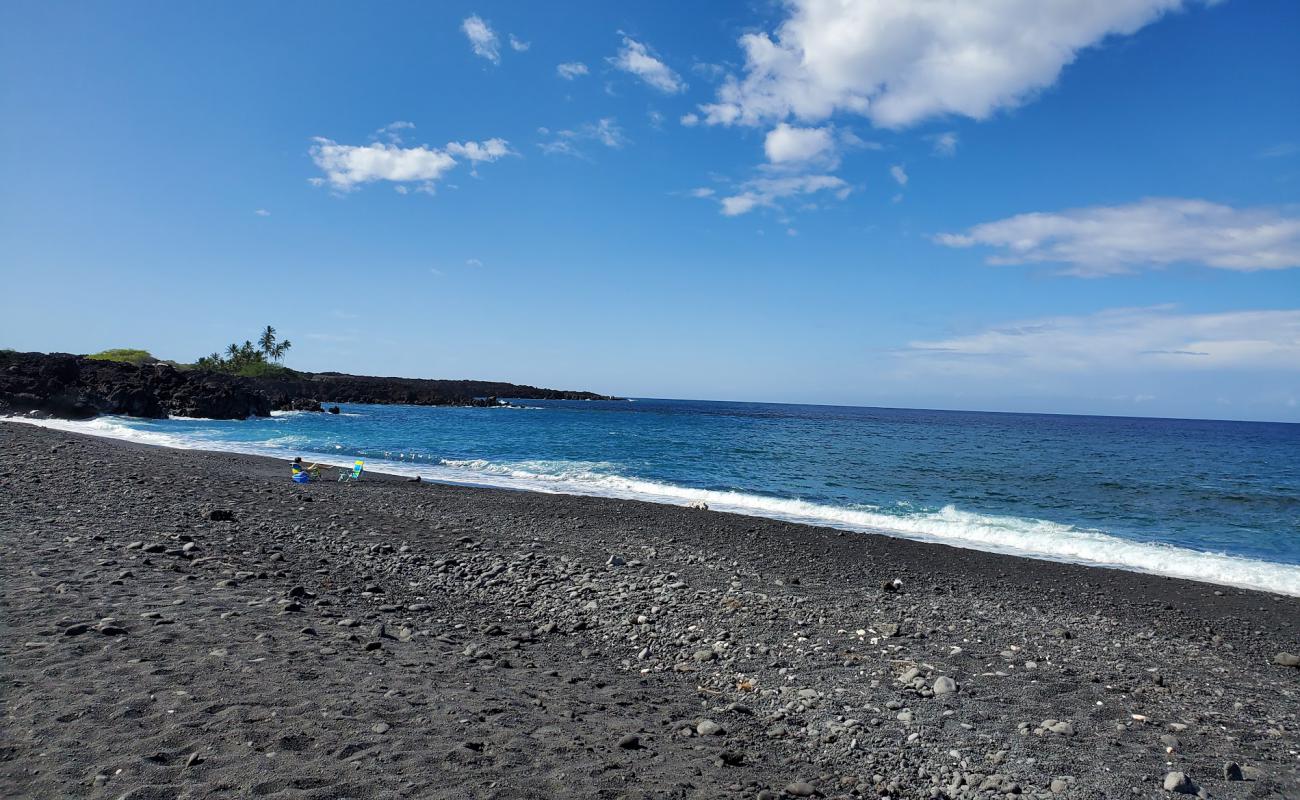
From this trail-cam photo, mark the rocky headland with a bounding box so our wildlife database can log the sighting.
[0,351,617,421]
[2,423,1297,799]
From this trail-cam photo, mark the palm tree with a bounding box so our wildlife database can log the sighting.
[271,339,292,361]
[258,325,277,358]
[225,343,240,360]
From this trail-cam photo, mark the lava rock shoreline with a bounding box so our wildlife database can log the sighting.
[0,350,617,420]
[1,423,1296,799]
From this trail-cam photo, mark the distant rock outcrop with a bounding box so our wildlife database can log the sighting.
[0,352,272,420]
[0,351,619,421]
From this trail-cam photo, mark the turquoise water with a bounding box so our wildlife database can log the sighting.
[16,399,1300,595]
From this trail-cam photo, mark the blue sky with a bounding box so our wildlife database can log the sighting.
[2,0,1298,421]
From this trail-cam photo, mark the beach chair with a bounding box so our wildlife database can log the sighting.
[338,460,364,483]
[291,463,320,483]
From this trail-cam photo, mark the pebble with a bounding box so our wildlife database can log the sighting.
[1274,652,1300,667]
[932,676,958,695]
[784,781,817,797]
[1163,772,1196,794]
[696,719,725,736]
[617,734,641,749]
[1223,761,1243,781]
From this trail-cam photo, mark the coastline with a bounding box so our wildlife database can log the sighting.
[7,413,1300,599]
[3,422,1298,799]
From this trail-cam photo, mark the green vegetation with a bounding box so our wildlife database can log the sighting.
[195,325,295,377]
[87,348,157,365]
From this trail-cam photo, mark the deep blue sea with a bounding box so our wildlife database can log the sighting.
[15,399,1300,595]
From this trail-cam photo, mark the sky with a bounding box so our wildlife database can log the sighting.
[1,0,1298,422]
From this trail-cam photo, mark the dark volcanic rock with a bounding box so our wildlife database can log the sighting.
[1,351,617,422]
[0,352,270,420]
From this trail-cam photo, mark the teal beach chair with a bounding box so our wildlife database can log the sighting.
[338,460,364,482]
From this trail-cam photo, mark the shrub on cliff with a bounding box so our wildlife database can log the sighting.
[87,348,157,365]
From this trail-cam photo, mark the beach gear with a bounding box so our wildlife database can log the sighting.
[339,460,364,482]
[291,462,321,482]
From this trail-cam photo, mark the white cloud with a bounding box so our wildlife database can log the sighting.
[680,113,700,127]
[609,35,685,94]
[466,258,483,267]
[557,61,589,80]
[764,123,835,164]
[538,118,626,157]
[462,15,500,64]
[890,164,908,186]
[254,209,271,217]
[902,307,1300,375]
[698,0,1209,129]
[509,34,530,52]
[930,132,958,157]
[309,129,512,192]
[718,174,849,216]
[936,198,1300,276]
[689,187,716,198]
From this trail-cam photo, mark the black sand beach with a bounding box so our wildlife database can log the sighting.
[2,422,1297,799]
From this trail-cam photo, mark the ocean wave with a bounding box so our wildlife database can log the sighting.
[7,415,1299,597]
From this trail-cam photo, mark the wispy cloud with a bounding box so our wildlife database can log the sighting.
[309,124,512,193]
[901,306,1300,375]
[936,198,1300,276]
[254,208,271,217]
[462,15,500,64]
[556,61,588,80]
[538,118,626,158]
[715,174,850,217]
[1258,142,1299,159]
[509,34,530,52]
[609,35,685,94]
[890,165,908,186]
[929,132,958,157]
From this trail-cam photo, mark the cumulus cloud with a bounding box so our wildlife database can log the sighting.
[557,61,589,80]
[609,35,685,93]
[890,164,908,186]
[698,0,1209,129]
[462,15,500,63]
[764,123,835,164]
[936,198,1300,276]
[717,174,849,216]
[509,34,530,52]
[680,113,700,127]
[309,126,512,192]
[902,307,1300,375]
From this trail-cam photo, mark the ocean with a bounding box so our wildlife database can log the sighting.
[14,398,1300,596]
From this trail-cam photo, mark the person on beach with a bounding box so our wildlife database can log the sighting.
[291,456,322,483]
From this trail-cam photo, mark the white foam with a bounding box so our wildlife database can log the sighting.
[7,415,1298,597]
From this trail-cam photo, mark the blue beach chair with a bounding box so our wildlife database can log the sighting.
[338,460,364,483]
[291,462,320,483]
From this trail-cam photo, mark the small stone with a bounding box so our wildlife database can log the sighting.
[1046,721,1074,736]
[1274,652,1300,667]
[184,753,202,768]
[1163,772,1196,794]
[1050,778,1068,794]
[205,509,235,521]
[784,782,817,797]
[932,676,958,695]
[63,623,90,637]
[876,622,900,637]
[372,722,390,734]
[693,649,717,662]
[617,734,641,750]
[1223,762,1243,781]
[696,719,725,736]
